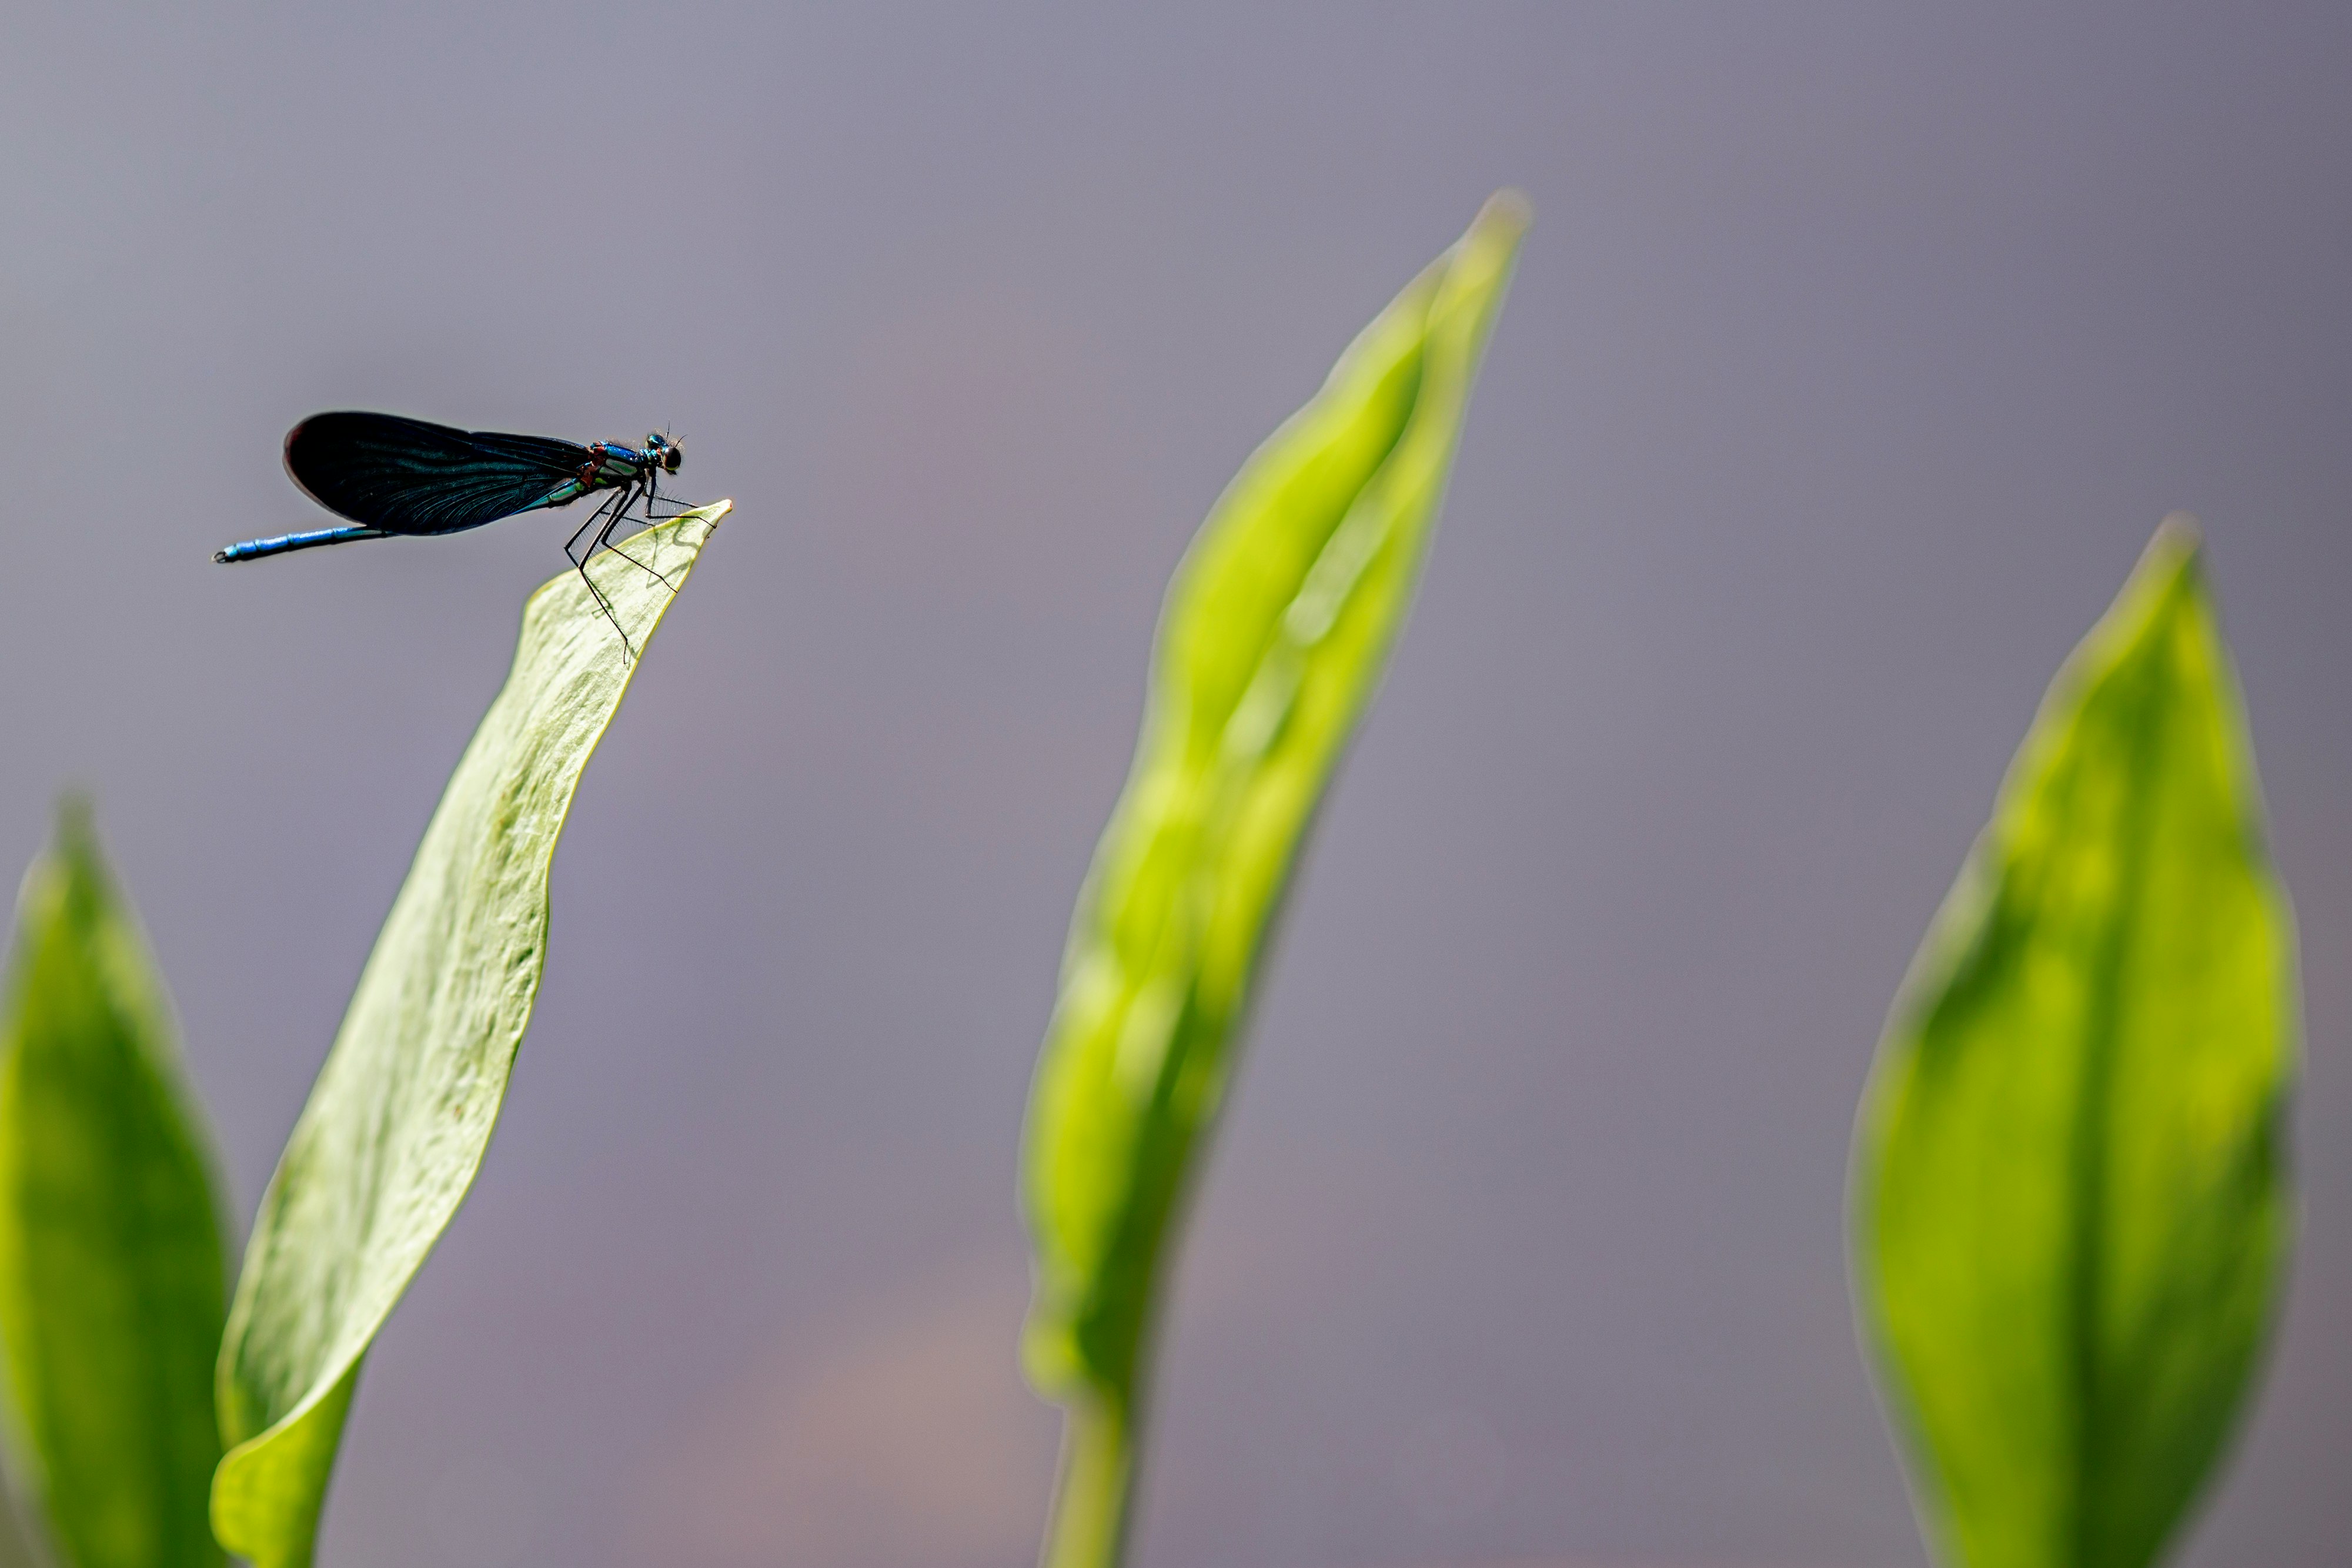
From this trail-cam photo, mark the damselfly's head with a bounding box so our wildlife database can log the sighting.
[647,432,683,474]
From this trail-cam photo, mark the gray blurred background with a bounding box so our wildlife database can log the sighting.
[1,5,2346,1565]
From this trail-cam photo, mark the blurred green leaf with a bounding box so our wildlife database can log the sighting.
[1019,195,1526,1568]
[211,504,730,1568]
[0,800,229,1568]
[1852,518,2296,1568]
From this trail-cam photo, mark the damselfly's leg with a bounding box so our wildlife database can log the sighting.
[594,476,680,591]
[633,472,667,571]
[627,474,702,558]
[631,463,699,529]
[565,490,638,659]
[564,488,626,565]
[574,480,674,587]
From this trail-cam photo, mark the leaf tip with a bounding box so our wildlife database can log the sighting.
[31,791,105,919]
[1476,188,1535,239]
[49,789,102,861]
[2119,511,2210,623]
[664,497,733,551]
[2150,509,2204,569]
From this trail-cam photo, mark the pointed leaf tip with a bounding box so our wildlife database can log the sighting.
[1475,188,1534,236]
[212,504,724,1566]
[0,801,229,1568]
[1853,517,2294,1568]
[1019,196,1524,1568]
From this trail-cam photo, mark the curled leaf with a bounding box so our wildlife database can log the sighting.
[212,505,729,1567]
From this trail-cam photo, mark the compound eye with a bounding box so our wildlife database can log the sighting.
[663,442,683,473]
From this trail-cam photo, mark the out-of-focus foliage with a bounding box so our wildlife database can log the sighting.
[0,801,229,1568]
[1020,195,1526,1568]
[1852,519,2296,1568]
[211,504,730,1568]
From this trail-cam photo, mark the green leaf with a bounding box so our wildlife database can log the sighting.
[211,504,730,1568]
[0,800,229,1568]
[1018,193,1526,1568]
[1852,518,2297,1568]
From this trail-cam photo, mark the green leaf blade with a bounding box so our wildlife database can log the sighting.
[1020,194,1526,1567]
[1853,518,2296,1568]
[0,801,229,1568]
[211,504,729,1568]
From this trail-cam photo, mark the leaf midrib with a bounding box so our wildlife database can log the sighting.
[2064,580,2174,1568]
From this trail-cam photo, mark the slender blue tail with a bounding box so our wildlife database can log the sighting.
[213,526,389,564]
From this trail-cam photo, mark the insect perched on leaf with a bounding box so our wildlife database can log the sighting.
[214,411,694,655]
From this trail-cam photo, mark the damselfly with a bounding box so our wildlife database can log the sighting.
[215,412,694,655]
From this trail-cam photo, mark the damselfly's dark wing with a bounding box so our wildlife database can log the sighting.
[283,412,590,536]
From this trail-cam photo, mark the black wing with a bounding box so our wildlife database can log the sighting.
[283,412,591,536]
